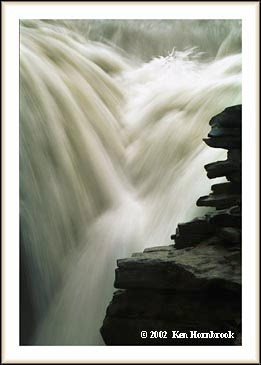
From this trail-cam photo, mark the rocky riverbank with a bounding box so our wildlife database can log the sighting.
[100,105,242,345]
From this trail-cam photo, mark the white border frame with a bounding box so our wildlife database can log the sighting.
[2,1,260,363]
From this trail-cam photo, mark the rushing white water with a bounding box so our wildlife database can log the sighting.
[20,20,241,345]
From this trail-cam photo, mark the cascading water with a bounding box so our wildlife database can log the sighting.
[20,19,241,345]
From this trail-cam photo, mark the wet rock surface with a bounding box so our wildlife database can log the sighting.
[209,105,242,128]
[115,242,241,292]
[205,159,240,179]
[196,193,241,210]
[203,105,242,150]
[203,136,241,150]
[100,105,242,346]
[207,207,241,228]
[211,182,241,195]
[177,104,241,250]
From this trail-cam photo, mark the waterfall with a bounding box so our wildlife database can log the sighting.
[20,20,241,345]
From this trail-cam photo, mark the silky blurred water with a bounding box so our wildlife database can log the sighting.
[20,20,241,345]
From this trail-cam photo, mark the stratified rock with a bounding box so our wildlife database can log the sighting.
[172,231,209,249]
[226,171,241,184]
[171,217,215,249]
[205,159,241,179]
[101,289,241,345]
[208,126,241,138]
[227,149,241,162]
[197,193,241,210]
[101,105,242,347]
[209,105,242,128]
[211,182,241,195]
[207,206,241,228]
[105,289,241,323]
[230,206,241,215]
[204,105,242,150]
[203,137,241,150]
[177,218,215,235]
[101,317,239,345]
[217,227,241,244]
[115,242,241,292]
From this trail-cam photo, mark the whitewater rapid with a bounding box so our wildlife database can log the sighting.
[20,20,241,345]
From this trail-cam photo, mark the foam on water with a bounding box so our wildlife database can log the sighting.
[20,20,241,345]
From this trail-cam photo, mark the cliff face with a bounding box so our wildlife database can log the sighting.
[100,105,242,345]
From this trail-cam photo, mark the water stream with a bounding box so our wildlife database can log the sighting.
[20,19,241,345]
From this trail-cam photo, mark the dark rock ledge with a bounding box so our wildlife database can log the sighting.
[100,105,242,346]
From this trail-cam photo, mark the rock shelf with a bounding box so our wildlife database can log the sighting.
[100,105,242,346]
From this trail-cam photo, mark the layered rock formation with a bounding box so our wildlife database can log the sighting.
[100,105,242,346]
